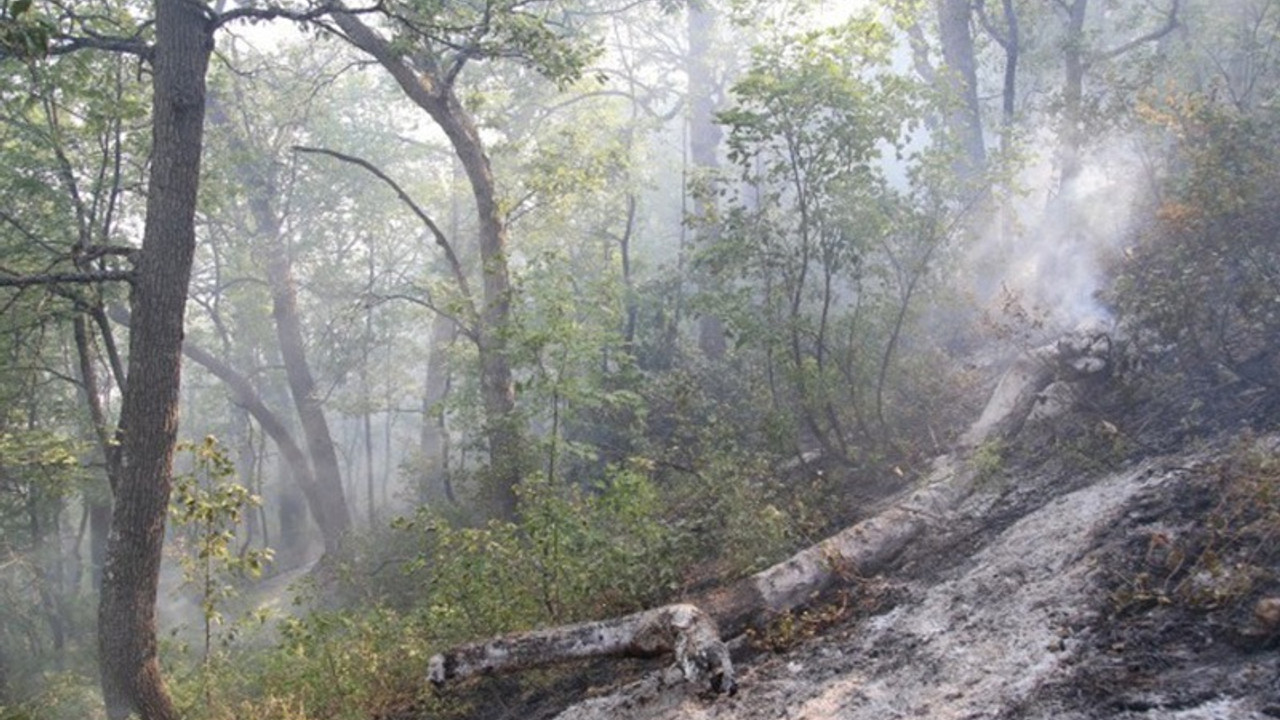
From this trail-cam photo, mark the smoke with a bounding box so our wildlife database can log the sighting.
[967,127,1147,332]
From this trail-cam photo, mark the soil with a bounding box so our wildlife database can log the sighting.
[536,430,1280,720]
[421,350,1280,720]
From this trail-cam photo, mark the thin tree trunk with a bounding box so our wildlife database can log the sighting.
[688,1,727,360]
[936,0,986,181]
[97,0,211,715]
[1059,0,1088,193]
[71,315,115,588]
[420,314,458,506]
[264,231,352,552]
[363,250,377,528]
[332,10,526,520]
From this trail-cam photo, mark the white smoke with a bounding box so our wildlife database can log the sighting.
[968,128,1147,332]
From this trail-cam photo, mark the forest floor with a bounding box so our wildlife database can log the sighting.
[420,401,1280,720]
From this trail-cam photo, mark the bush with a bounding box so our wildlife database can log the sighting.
[1112,95,1280,392]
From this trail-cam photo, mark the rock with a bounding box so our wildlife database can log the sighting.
[1253,597,1280,633]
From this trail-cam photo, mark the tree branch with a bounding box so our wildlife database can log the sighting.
[365,291,477,342]
[1088,0,1180,66]
[47,25,152,58]
[975,0,1010,49]
[211,1,382,30]
[0,269,132,287]
[292,144,477,321]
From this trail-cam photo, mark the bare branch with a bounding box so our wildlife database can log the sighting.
[211,1,382,30]
[365,291,477,341]
[0,269,132,287]
[1089,0,1180,66]
[292,144,477,321]
[47,25,152,58]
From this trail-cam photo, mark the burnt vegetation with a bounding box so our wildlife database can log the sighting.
[1,0,1280,718]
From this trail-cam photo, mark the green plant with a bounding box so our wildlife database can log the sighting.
[169,437,273,667]
[972,439,1006,487]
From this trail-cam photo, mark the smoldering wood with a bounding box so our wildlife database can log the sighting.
[426,329,1112,694]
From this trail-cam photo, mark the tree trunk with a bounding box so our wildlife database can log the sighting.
[97,0,211,716]
[688,1,727,360]
[430,604,736,694]
[936,0,986,182]
[420,314,457,506]
[71,315,116,589]
[332,11,526,520]
[1059,0,1088,193]
[264,231,353,552]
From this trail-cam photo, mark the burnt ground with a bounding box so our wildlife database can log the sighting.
[404,363,1280,720]
[1029,443,1280,719]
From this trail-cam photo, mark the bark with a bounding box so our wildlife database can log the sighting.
[936,0,986,181]
[687,1,727,360]
[428,330,1113,693]
[976,0,1019,138]
[429,604,735,695]
[264,214,352,552]
[1056,0,1180,193]
[204,88,352,551]
[97,0,211,716]
[71,315,116,588]
[1059,0,1089,192]
[332,10,525,520]
[420,314,458,506]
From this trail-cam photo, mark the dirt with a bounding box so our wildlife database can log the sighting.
[423,339,1280,720]
[535,431,1280,720]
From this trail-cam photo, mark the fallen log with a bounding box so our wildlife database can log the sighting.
[427,603,736,694]
[427,329,1112,693]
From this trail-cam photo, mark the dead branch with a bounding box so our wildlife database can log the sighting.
[0,269,132,287]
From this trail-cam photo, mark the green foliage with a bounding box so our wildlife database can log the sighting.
[388,0,602,87]
[971,438,1006,487]
[0,428,92,702]
[413,464,680,639]
[705,12,968,465]
[0,671,102,720]
[1111,92,1280,390]
[0,0,52,59]
[170,436,273,665]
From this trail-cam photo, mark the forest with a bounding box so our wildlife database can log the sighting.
[0,0,1278,717]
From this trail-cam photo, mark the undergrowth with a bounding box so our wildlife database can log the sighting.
[150,449,838,720]
[1110,433,1280,620]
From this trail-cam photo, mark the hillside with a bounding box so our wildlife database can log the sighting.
[426,332,1280,720]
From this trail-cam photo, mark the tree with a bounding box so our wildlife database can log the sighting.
[94,0,212,715]
[1042,0,1181,192]
[326,1,608,518]
[2,0,353,713]
[711,16,948,459]
[936,0,985,181]
[687,0,728,359]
